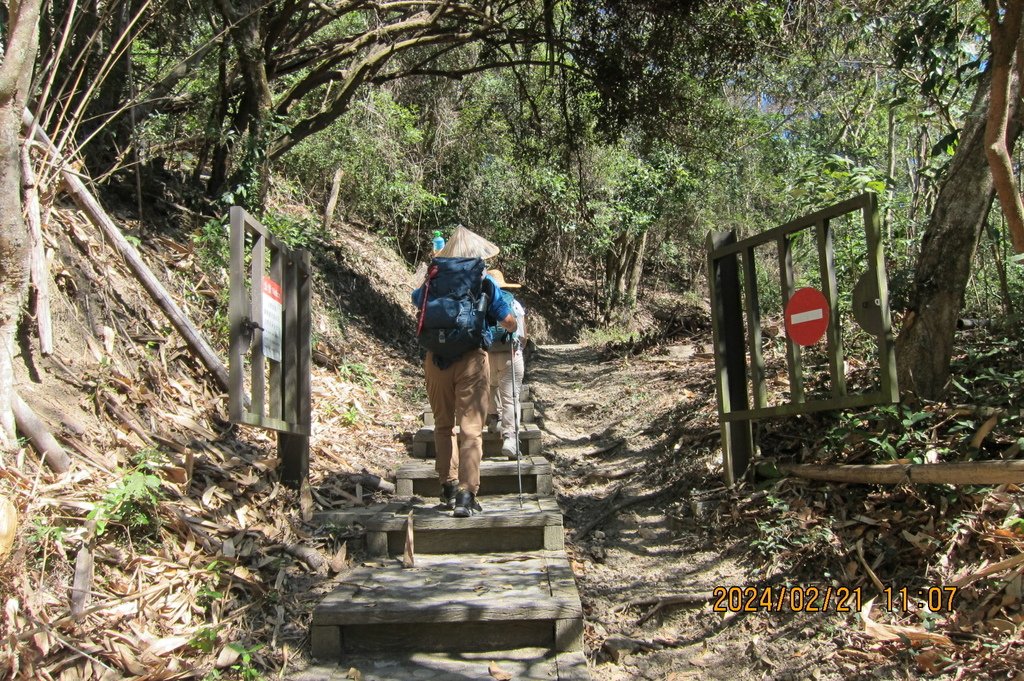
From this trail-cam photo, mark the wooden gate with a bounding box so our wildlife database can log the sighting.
[228,207,311,486]
[706,193,898,485]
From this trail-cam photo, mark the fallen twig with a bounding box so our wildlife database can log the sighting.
[612,591,712,613]
[951,552,1024,588]
[635,592,712,625]
[573,484,676,541]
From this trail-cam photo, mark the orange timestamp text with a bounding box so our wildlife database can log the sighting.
[711,585,959,613]
[712,585,864,613]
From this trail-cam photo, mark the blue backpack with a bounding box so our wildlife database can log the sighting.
[416,257,491,362]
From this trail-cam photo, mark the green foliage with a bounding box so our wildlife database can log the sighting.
[948,336,1024,406]
[337,362,374,390]
[226,642,264,681]
[27,518,67,546]
[260,210,319,250]
[750,510,837,563]
[193,218,231,273]
[284,90,445,252]
[189,626,221,654]
[85,448,164,537]
[577,325,636,347]
[341,406,360,426]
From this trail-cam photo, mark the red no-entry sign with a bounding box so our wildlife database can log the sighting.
[784,287,830,346]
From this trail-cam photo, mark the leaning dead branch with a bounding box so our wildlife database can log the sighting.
[777,461,1024,485]
[23,108,231,392]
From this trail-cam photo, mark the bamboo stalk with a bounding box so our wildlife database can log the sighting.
[12,392,72,473]
[23,109,231,391]
[21,139,53,354]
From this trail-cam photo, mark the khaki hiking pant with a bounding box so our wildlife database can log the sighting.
[487,349,524,440]
[424,349,489,494]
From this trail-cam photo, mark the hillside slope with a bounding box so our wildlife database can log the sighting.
[1,187,424,678]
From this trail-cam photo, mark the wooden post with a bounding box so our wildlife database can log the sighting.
[227,207,311,488]
[708,231,754,485]
[250,233,266,418]
[741,247,767,409]
[863,193,899,401]
[778,461,1024,485]
[279,250,310,487]
[777,235,804,403]
[323,167,344,231]
[816,219,846,397]
[229,207,247,423]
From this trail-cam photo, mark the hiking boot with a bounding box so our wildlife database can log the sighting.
[453,489,482,517]
[501,436,518,458]
[440,480,458,508]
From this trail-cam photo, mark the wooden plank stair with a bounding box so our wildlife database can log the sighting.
[301,379,590,680]
[411,422,543,458]
[395,455,553,497]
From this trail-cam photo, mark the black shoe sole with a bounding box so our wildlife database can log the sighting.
[453,502,482,517]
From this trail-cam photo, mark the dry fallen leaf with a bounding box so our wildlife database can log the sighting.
[330,541,349,573]
[488,661,513,680]
[144,635,190,657]
[860,598,953,646]
[346,667,363,680]
[402,510,415,568]
[300,480,314,522]
[215,644,241,669]
[0,496,18,562]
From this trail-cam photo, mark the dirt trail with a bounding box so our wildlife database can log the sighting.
[526,344,912,681]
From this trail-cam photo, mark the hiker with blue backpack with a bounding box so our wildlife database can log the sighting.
[412,227,518,518]
[483,270,526,459]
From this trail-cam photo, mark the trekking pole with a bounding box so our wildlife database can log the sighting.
[509,334,523,509]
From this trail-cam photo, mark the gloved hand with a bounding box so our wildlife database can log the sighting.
[503,330,516,345]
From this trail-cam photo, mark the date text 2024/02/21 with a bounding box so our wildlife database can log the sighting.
[711,585,959,613]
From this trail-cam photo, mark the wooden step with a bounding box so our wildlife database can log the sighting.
[422,384,530,404]
[311,551,584,658]
[290,649,590,680]
[348,494,564,557]
[422,400,535,425]
[412,423,543,458]
[396,455,553,497]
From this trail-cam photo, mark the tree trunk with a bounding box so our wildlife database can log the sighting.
[896,69,1020,399]
[217,0,274,210]
[602,230,648,327]
[323,167,344,232]
[625,229,648,308]
[0,0,44,446]
[984,0,1024,254]
[83,0,133,174]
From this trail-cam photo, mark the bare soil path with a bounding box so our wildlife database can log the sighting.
[527,343,917,681]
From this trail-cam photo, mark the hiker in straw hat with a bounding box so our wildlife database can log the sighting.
[412,226,517,517]
[435,225,501,259]
[483,270,527,458]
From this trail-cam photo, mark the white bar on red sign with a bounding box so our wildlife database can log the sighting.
[790,309,824,325]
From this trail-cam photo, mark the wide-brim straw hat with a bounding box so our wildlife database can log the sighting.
[487,269,522,289]
[436,226,500,259]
